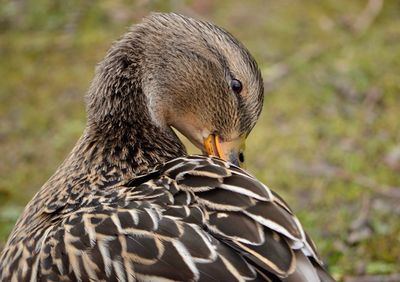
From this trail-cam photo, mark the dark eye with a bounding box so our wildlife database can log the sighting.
[230,79,242,94]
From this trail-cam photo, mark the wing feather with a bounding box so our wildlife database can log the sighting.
[16,155,334,281]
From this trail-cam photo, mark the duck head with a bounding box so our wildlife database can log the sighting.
[87,13,264,168]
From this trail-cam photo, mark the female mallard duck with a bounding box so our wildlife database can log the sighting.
[0,13,335,282]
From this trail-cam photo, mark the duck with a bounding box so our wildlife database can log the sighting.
[0,13,335,282]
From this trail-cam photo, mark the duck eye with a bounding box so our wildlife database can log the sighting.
[230,79,242,94]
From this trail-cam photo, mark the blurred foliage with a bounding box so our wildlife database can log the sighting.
[0,0,399,280]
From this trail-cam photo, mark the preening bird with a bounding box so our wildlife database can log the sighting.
[0,13,335,282]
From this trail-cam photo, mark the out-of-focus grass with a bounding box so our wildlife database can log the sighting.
[0,0,399,280]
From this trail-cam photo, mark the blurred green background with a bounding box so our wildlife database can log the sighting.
[0,0,399,280]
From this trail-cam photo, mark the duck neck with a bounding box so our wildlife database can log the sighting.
[71,121,186,179]
[72,37,187,179]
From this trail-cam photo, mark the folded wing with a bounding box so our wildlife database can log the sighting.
[35,155,334,281]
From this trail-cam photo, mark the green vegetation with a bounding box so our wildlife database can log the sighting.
[0,0,399,280]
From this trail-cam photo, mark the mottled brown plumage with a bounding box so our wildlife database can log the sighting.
[0,13,334,281]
